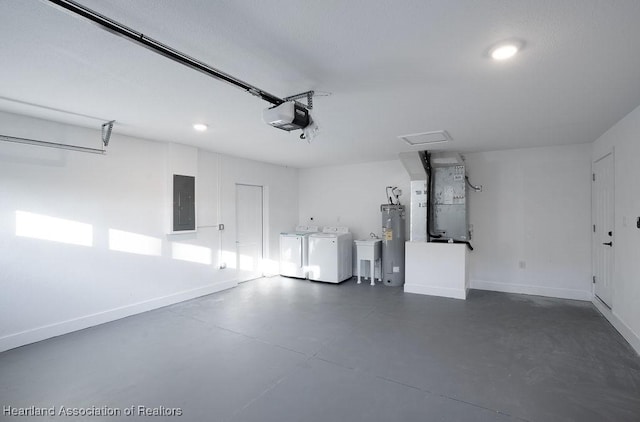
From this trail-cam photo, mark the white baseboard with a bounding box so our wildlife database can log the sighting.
[0,279,237,353]
[470,279,592,301]
[592,297,640,356]
[404,283,467,300]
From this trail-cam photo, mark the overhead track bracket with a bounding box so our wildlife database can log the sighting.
[0,119,116,155]
[283,91,315,110]
[102,120,114,147]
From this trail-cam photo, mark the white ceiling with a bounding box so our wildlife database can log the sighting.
[2,0,640,168]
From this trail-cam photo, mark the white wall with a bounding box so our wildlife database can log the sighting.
[298,145,593,301]
[298,159,410,240]
[0,111,298,352]
[592,103,640,354]
[464,144,593,301]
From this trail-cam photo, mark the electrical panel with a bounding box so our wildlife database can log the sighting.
[173,174,195,232]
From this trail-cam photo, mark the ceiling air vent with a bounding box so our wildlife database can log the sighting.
[399,130,451,146]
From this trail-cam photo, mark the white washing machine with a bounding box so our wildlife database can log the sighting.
[307,227,353,283]
[279,225,320,278]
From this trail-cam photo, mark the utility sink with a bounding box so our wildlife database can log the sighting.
[354,239,382,285]
[354,239,381,246]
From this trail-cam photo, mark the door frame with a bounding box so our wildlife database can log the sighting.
[235,183,265,281]
[591,149,615,308]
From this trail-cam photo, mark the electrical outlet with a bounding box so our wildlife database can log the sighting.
[637,217,640,229]
[519,261,526,269]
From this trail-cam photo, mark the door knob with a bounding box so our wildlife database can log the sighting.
[602,242,613,246]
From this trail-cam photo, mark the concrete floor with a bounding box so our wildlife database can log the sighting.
[1,276,640,422]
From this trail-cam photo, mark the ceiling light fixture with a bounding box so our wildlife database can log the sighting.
[488,40,523,61]
[193,123,208,132]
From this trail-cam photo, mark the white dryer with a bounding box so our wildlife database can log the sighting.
[308,227,353,283]
[279,225,320,278]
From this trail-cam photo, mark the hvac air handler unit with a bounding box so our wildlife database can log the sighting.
[426,152,477,247]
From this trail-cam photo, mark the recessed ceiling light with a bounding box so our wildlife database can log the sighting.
[491,45,518,60]
[193,123,208,132]
[489,41,522,61]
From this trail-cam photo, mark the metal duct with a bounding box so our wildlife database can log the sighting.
[399,152,428,241]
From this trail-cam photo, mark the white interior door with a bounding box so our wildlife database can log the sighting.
[236,184,263,282]
[593,153,614,308]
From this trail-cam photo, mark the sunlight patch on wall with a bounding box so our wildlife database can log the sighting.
[238,254,255,271]
[15,211,93,247]
[220,250,237,269]
[260,259,278,275]
[108,229,162,256]
[172,243,212,265]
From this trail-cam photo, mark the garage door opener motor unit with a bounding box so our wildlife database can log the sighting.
[263,102,310,132]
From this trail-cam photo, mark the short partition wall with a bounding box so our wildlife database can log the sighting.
[404,242,469,300]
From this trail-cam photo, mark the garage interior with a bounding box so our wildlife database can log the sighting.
[1,1,640,421]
